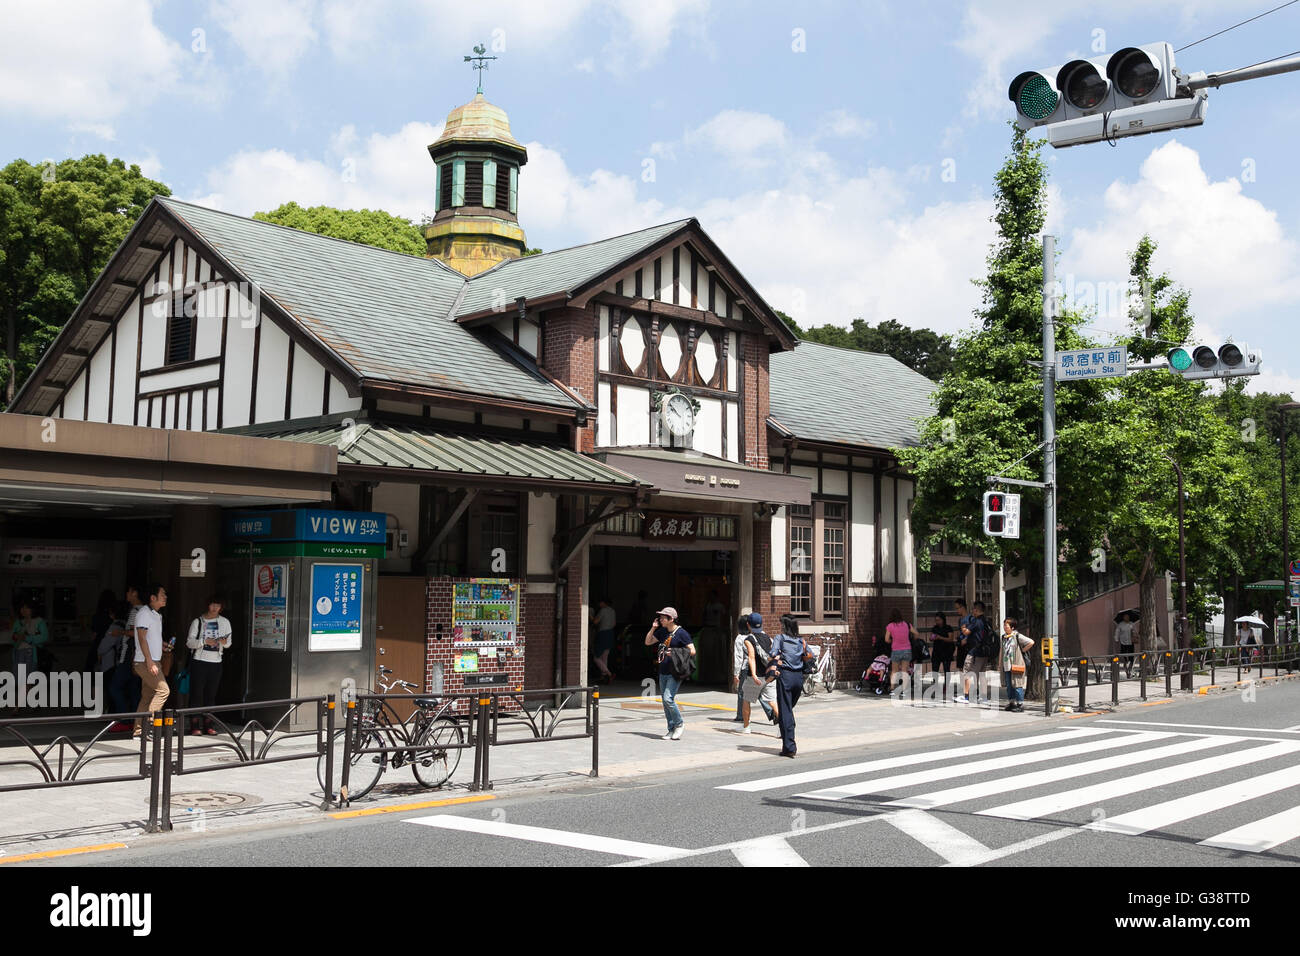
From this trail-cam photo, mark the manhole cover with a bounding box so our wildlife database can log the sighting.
[165,791,261,810]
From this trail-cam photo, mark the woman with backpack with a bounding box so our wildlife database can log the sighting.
[884,608,920,687]
[769,615,809,758]
[1000,618,1035,713]
[185,595,233,735]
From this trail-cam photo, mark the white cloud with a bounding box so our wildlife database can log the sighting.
[519,143,668,239]
[680,110,789,167]
[188,121,443,220]
[817,109,876,139]
[69,122,117,141]
[0,0,186,123]
[208,0,319,77]
[602,0,712,72]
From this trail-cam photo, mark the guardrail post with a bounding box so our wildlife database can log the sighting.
[591,688,600,778]
[1236,648,1242,682]
[1111,657,1119,706]
[468,697,481,792]
[146,716,161,833]
[1164,652,1173,697]
[1078,659,1087,712]
[322,696,336,810]
[479,698,493,791]
[160,715,173,832]
[340,700,355,807]
[1139,653,1147,701]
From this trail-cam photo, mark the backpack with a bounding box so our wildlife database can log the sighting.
[669,644,694,680]
[974,619,998,659]
[747,632,772,675]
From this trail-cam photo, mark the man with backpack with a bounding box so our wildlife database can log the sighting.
[769,616,810,758]
[644,606,695,740]
[739,612,778,734]
[957,600,995,704]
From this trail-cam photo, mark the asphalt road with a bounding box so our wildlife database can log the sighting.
[46,681,1300,868]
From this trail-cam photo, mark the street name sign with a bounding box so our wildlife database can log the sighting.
[1056,347,1127,380]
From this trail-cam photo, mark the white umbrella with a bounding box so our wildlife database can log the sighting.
[1234,615,1270,628]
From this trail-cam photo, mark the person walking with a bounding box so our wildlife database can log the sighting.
[739,612,778,734]
[957,601,994,703]
[770,615,808,758]
[730,613,751,721]
[1000,618,1035,713]
[1114,611,1136,678]
[929,612,958,697]
[884,608,919,688]
[645,607,695,740]
[185,595,233,735]
[589,598,617,685]
[132,584,171,739]
[953,598,972,673]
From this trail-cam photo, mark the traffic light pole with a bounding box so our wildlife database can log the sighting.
[1042,235,1060,712]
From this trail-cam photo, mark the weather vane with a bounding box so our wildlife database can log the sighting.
[464,43,497,95]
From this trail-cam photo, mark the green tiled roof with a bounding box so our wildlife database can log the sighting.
[769,340,937,451]
[455,220,692,317]
[158,198,581,411]
[245,416,644,490]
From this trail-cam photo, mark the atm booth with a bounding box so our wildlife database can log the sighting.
[221,509,385,728]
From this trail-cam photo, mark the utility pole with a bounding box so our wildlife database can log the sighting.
[1042,235,1059,711]
[1282,403,1300,640]
[1167,456,1190,690]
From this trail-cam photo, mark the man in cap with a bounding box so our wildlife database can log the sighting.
[739,611,777,734]
[644,606,696,740]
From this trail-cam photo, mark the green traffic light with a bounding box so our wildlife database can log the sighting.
[1168,348,1192,371]
[1018,75,1059,120]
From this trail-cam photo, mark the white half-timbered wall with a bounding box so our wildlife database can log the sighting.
[53,237,362,430]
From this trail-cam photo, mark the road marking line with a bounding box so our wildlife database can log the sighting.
[980,739,1300,822]
[797,732,1174,802]
[1140,699,1173,706]
[1098,719,1300,735]
[1068,712,1105,719]
[405,814,687,860]
[888,735,1226,810]
[950,828,1077,867]
[1200,804,1300,853]
[1086,763,1300,838]
[882,809,989,866]
[0,842,127,864]
[612,814,891,867]
[732,836,809,867]
[330,794,495,819]
[717,728,1111,793]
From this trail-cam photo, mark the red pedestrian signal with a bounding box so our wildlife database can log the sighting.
[983,491,1006,536]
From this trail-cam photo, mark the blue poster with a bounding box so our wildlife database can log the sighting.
[309,563,363,651]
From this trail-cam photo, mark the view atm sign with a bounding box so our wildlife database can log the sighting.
[301,511,385,543]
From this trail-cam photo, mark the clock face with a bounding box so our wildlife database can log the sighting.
[663,393,694,437]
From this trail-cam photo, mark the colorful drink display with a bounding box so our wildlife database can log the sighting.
[452,579,518,645]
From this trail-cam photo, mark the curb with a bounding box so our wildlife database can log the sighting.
[1197,671,1300,696]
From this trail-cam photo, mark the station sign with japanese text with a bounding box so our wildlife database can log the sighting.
[1056,348,1127,381]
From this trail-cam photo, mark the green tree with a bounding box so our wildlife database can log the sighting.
[1077,237,1252,653]
[253,202,426,256]
[775,309,801,336]
[0,155,168,405]
[802,318,955,380]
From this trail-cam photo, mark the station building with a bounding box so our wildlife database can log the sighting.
[2,90,1000,704]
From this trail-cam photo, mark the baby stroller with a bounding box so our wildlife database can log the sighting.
[860,655,892,695]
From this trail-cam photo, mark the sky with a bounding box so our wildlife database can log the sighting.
[2,0,1297,396]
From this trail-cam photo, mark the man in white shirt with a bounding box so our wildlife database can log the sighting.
[132,584,171,738]
[730,614,751,721]
[1113,612,1136,678]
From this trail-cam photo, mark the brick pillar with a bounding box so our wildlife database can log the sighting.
[524,588,556,691]
[540,306,597,452]
[753,517,772,619]
[742,335,770,469]
[561,548,588,686]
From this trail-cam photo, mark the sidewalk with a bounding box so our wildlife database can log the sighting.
[1,669,1296,863]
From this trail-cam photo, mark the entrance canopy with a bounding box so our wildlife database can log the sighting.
[0,413,335,516]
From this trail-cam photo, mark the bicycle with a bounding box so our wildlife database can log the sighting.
[802,635,838,696]
[317,665,464,801]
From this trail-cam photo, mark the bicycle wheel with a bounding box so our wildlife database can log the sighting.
[319,727,385,801]
[824,659,836,693]
[411,716,463,789]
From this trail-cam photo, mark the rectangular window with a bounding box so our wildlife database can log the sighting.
[787,499,848,620]
[482,159,497,207]
[497,163,511,211]
[452,159,466,207]
[508,166,518,214]
[464,159,483,206]
[439,163,452,210]
[433,164,441,212]
[165,290,197,366]
[976,563,996,613]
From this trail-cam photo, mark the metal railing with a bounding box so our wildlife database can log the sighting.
[1053,641,1299,711]
[476,685,600,791]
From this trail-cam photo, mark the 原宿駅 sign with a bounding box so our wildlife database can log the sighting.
[1056,348,1127,381]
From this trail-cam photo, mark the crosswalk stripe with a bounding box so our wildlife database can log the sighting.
[980,739,1300,822]
[732,836,809,867]
[405,814,686,860]
[1199,805,1300,853]
[882,809,990,866]
[717,727,1111,793]
[1086,762,1300,837]
[887,735,1229,809]
[797,731,1175,802]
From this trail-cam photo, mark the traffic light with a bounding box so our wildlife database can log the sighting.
[983,491,1007,536]
[1166,342,1261,380]
[1009,43,1209,148]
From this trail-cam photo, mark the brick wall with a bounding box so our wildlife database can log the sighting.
[540,306,596,453]
[561,549,587,686]
[524,590,555,690]
[741,335,770,469]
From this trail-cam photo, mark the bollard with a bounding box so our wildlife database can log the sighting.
[1112,657,1120,706]
[478,698,493,791]
[591,689,600,778]
[468,697,482,792]
[1139,653,1147,701]
[160,716,174,832]
[340,700,356,807]
[1211,648,1216,687]
[1164,652,1173,697]
[146,715,162,833]
[1078,659,1087,712]
[322,697,336,810]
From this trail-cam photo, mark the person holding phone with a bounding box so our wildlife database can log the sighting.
[132,584,170,738]
[644,607,695,740]
[185,595,233,735]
